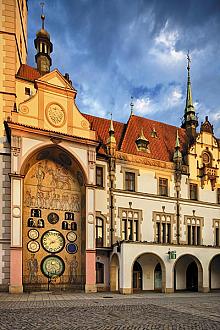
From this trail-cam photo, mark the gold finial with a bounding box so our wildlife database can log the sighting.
[130,96,134,115]
[187,50,191,71]
[40,2,45,29]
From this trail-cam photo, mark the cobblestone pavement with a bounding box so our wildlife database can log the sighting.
[0,291,220,329]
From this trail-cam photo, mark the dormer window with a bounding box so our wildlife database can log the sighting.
[151,128,158,138]
[136,128,149,152]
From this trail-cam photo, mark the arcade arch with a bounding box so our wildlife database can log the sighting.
[174,254,203,292]
[132,253,166,292]
[209,254,220,290]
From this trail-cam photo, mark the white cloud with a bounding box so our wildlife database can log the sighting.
[150,21,185,65]
[133,85,184,116]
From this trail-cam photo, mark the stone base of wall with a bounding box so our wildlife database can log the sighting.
[0,284,9,292]
[119,288,132,294]
[164,287,174,293]
[9,285,23,294]
[85,284,97,293]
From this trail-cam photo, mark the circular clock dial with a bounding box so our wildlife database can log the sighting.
[66,231,77,242]
[41,256,65,277]
[47,212,59,224]
[66,243,78,254]
[41,230,65,253]
[27,240,40,253]
[28,229,39,240]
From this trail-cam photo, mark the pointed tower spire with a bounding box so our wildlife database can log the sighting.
[173,130,182,163]
[34,3,53,75]
[181,52,198,138]
[107,113,116,156]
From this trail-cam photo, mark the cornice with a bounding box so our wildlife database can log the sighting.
[6,121,99,147]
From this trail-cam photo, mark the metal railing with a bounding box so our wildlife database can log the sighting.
[23,275,86,292]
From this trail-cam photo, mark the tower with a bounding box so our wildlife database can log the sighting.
[34,5,53,75]
[181,53,198,141]
[0,0,28,291]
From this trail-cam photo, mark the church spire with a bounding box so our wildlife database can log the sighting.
[181,52,198,139]
[34,3,53,75]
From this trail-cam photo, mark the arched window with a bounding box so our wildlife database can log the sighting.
[96,262,104,284]
[96,217,104,247]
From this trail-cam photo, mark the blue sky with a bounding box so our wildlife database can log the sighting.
[27,0,220,134]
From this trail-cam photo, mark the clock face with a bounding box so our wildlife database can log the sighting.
[41,230,65,253]
[47,212,59,224]
[41,256,65,277]
[28,229,39,240]
[27,240,40,253]
[66,231,77,242]
[66,243,78,254]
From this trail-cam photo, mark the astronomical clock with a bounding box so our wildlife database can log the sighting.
[22,153,85,290]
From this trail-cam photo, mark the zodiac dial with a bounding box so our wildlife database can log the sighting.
[41,230,65,253]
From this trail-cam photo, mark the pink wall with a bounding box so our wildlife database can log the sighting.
[10,249,22,286]
[86,250,96,285]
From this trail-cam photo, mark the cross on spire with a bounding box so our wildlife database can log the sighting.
[130,96,134,115]
[187,50,191,71]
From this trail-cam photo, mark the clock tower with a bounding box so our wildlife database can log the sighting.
[34,7,53,75]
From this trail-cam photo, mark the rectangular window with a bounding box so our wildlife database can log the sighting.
[190,183,198,200]
[134,220,138,241]
[159,178,168,196]
[122,219,127,240]
[187,225,201,245]
[125,172,135,191]
[25,87,31,95]
[187,225,191,245]
[167,223,171,244]
[154,213,173,244]
[96,166,104,187]
[156,222,160,243]
[197,226,201,245]
[96,217,104,247]
[217,189,220,204]
[215,227,219,246]
[120,210,140,242]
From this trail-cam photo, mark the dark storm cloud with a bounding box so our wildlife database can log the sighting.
[28,0,220,133]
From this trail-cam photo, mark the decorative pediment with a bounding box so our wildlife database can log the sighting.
[36,69,76,92]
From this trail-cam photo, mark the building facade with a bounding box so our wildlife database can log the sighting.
[0,0,220,294]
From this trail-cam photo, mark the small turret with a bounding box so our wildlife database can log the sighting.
[173,130,182,167]
[106,114,116,157]
[34,4,53,75]
[181,52,198,140]
[136,128,149,152]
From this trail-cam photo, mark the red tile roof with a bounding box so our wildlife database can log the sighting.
[83,113,125,154]
[16,64,41,82]
[83,113,186,162]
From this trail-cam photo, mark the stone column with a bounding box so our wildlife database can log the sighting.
[119,245,132,294]
[85,150,97,292]
[9,174,24,293]
[165,259,174,293]
[200,261,210,293]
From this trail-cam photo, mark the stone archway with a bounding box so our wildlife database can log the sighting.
[174,254,203,292]
[21,146,86,291]
[209,254,220,290]
[110,254,119,292]
[132,253,166,292]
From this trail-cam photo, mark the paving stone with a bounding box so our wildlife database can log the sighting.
[0,292,219,329]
